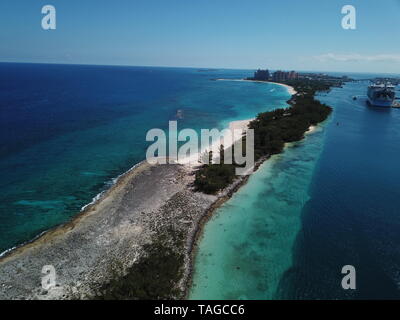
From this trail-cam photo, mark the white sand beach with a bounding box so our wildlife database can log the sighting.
[178,78,297,167]
[267,81,297,95]
[181,78,297,168]
[177,118,254,166]
[306,125,317,134]
[216,78,297,96]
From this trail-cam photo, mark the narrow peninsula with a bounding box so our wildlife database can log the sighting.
[0,75,340,300]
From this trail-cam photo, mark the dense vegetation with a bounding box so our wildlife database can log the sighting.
[194,79,335,194]
[194,159,236,194]
[193,144,245,194]
[284,78,337,96]
[96,230,185,300]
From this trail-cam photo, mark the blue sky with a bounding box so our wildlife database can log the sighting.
[1,0,400,73]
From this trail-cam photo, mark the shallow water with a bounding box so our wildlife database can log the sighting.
[190,125,327,299]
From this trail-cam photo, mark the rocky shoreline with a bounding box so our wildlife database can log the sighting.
[0,155,262,299]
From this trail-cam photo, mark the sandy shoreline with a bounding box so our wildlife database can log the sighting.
[0,81,297,300]
[177,118,254,166]
[216,78,297,96]
[267,81,297,96]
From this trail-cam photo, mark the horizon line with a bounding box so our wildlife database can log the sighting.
[1,60,400,76]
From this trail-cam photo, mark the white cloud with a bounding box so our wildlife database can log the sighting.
[314,53,400,63]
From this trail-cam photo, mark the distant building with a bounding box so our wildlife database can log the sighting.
[272,70,298,82]
[250,68,298,82]
[288,71,298,80]
[272,70,287,82]
[253,69,270,81]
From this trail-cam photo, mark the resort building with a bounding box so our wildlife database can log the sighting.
[253,69,270,81]
[250,69,298,82]
[272,70,298,82]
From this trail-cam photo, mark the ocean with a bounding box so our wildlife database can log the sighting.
[2,63,400,299]
[0,63,290,255]
[190,75,400,299]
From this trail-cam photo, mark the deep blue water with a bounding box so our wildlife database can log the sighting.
[0,63,290,254]
[277,80,400,299]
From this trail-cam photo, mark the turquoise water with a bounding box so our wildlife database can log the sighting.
[191,77,400,300]
[190,125,327,299]
[0,63,290,254]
